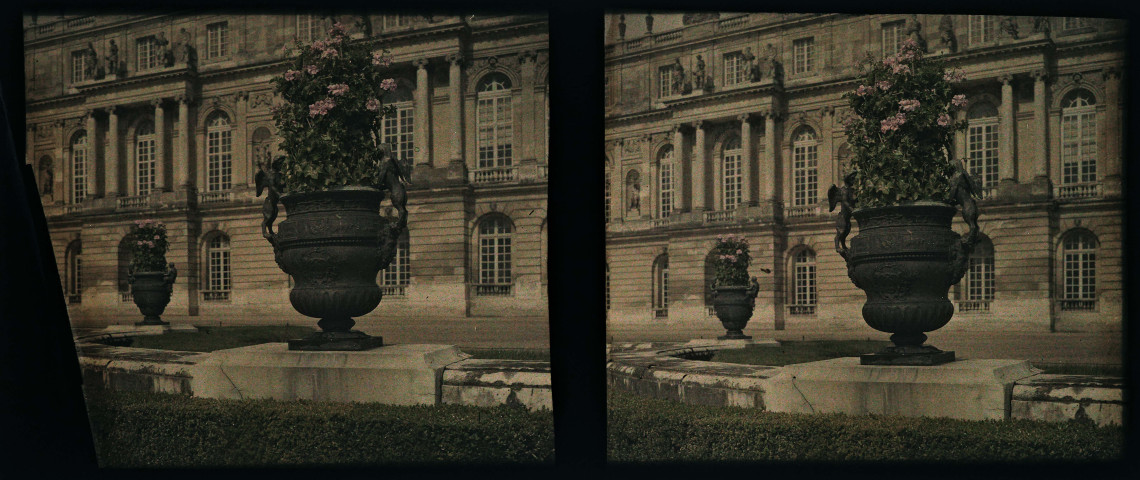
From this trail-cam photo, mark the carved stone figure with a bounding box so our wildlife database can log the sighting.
[618,14,626,40]
[1033,16,1051,36]
[742,46,758,81]
[939,15,958,53]
[626,171,641,215]
[175,28,197,69]
[694,55,706,90]
[105,39,119,76]
[671,58,685,96]
[763,44,782,82]
[83,42,98,79]
[827,171,857,260]
[373,144,411,232]
[255,156,286,246]
[682,13,720,26]
[1000,16,1019,40]
[905,14,926,52]
[39,157,53,197]
[645,14,654,34]
[156,31,172,67]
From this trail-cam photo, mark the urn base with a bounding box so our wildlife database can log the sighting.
[135,316,169,326]
[717,332,753,340]
[860,345,956,366]
[288,330,384,351]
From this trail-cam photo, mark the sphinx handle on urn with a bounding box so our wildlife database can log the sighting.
[947,160,981,285]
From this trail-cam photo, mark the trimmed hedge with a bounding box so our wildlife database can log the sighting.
[86,390,554,467]
[608,391,1122,462]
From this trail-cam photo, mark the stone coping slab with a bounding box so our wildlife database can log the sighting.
[101,324,199,336]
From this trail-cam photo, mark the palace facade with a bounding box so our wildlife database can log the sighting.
[604,13,1125,333]
[25,13,549,326]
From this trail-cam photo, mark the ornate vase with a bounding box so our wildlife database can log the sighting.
[712,284,759,340]
[129,265,177,326]
[845,203,974,365]
[267,187,400,351]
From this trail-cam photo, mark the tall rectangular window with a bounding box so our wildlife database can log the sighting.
[969,15,995,44]
[792,131,819,207]
[71,133,88,204]
[967,120,1000,192]
[1062,101,1097,185]
[136,36,159,71]
[478,218,513,286]
[658,65,676,98]
[722,140,742,210]
[206,116,233,192]
[380,235,410,295]
[71,50,90,83]
[792,37,814,75]
[477,96,513,169]
[297,14,316,43]
[207,22,229,60]
[604,169,612,224]
[659,162,674,219]
[136,131,156,195]
[723,52,746,87]
[382,103,415,166]
[881,21,905,57]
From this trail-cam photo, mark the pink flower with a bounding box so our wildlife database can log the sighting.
[855,85,870,96]
[330,22,347,37]
[305,64,320,75]
[952,94,968,108]
[943,69,965,83]
[380,78,398,91]
[937,113,952,126]
[880,112,908,133]
[308,98,336,117]
[876,80,892,91]
[898,99,921,112]
[284,70,300,81]
[153,235,160,240]
[366,98,381,111]
[372,51,393,67]
[320,47,339,59]
[312,40,328,52]
[736,249,742,255]
[891,63,911,75]
[327,83,350,96]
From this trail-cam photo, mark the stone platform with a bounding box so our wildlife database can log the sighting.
[188,343,468,405]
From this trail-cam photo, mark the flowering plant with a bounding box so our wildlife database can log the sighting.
[842,38,969,208]
[271,22,399,193]
[710,234,752,287]
[129,219,169,272]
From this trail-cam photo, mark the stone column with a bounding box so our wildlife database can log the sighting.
[153,98,167,192]
[672,125,685,212]
[105,106,120,197]
[234,92,250,188]
[820,106,835,196]
[1103,67,1122,180]
[761,111,777,202]
[413,58,432,167]
[518,50,537,164]
[1032,70,1048,180]
[998,74,1016,184]
[176,95,192,188]
[85,112,97,199]
[447,54,464,164]
[692,120,707,211]
[646,135,657,219]
[25,125,34,166]
[740,114,754,206]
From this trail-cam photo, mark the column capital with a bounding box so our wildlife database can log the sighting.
[1103,66,1121,81]
[737,113,753,123]
[998,74,1014,85]
[671,124,684,135]
[820,105,835,117]
[446,53,464,66]
[518,50,537,64]
[104,105,118,115]
[83,109,95,120]
[175,94,194,104]
[234,91,250,102]
[1030,69,1049,82]
[693,120,704,130]
[151,97,166,107]
[413,58,430,69]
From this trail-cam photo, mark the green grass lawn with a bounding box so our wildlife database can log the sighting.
[608,390,1122,462]
[121,327,550,361]
[709,340,892,366]
[85,389,554,467]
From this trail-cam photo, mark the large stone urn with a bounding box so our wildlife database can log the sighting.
[711,279,760,340]
[265,187,401,351]
[129,264,177,326]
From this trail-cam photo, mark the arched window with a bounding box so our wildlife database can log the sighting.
[476,215,513,295]
[658,146,674,219]
[203,233,231,301]
[118,236,134,302]
[379,231,410,296]
[205,113,233,192]
[791,128,819,208]
[790,249,816,315]
[135,120,156,195]
[652,254,669,318]
[476,73,513,172]
[960,236,995,312]
[1061,90,1097,192]
[66,240,82,304]
[71,131,88,204]
[722,136,743,210]
[381,79,415,167]
[1060,230,1097,311]
[967,101,999,197]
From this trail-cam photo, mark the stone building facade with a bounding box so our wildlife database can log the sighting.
[25,13,549,326]
[604,13,1125,333]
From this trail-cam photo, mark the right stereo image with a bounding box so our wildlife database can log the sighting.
[604,12,1124,463]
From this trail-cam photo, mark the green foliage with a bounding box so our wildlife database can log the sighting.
[85,390,555,467]
[271,21,399,193]
[608,391,1123,462]
[128,326,318,352]
[843,38,969,208]
[710,340,892,366]
[127,219,168,272]
[709,234,752,287]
